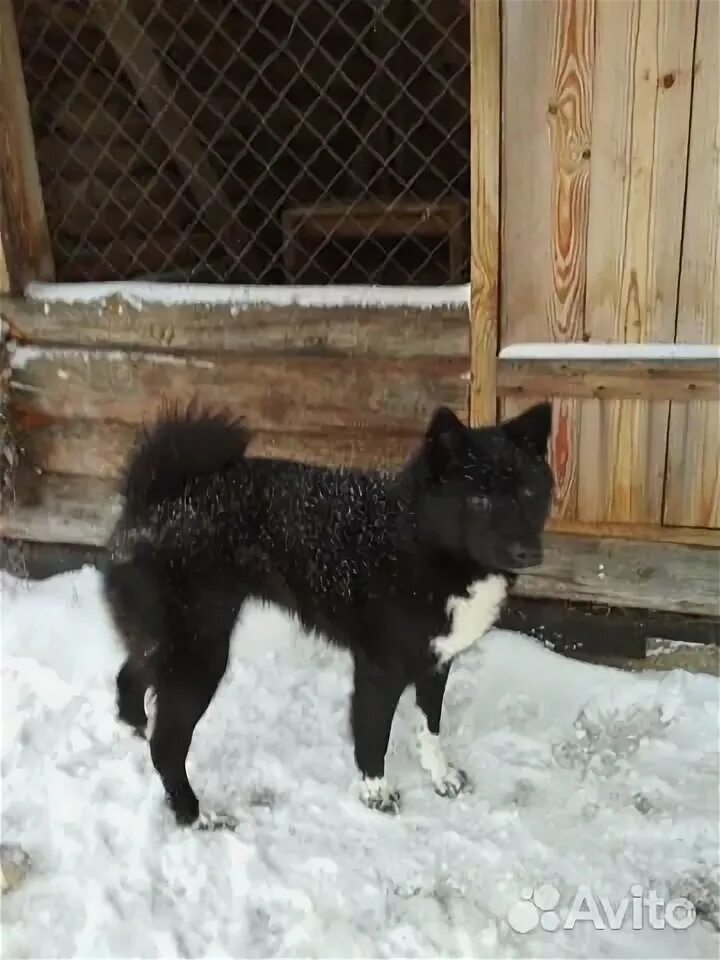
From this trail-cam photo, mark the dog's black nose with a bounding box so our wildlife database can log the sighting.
[508,544,543,569]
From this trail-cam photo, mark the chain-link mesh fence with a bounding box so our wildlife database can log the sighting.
[16,0,470,285]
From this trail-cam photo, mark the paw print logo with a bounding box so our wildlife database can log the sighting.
[507,884,562,933]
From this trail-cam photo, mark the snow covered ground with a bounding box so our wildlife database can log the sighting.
[1,567,718,959]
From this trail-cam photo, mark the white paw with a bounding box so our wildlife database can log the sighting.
[193,809,240,832]
[360,777,400,814]
[433,765,470,799]
[143,687,157,740]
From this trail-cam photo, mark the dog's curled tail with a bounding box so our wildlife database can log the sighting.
[121,403,252,515]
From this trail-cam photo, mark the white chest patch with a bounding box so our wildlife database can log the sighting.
[432,574,507,666]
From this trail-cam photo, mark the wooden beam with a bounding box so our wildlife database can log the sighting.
[10,346,468,433]
[469,0,500,426]
[88,0,250,257]
[0,0,54,293]
[0,296,470,358]
[515,532,720,618]
[497,359,720,402]
[2,473,718,617]
[17,418,420,479]
[0,473,117,546]
[548,518,720,550]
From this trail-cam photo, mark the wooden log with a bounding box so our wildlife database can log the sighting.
[0,297,470,358]
[2,472,718,617]
[497,359,720,402]
[88,0,250,257]
[0,473,118,546]
[548,518,720,550]
[469,0,500,426]
[664,0,720,530]
[9,347,468,433]
[515,532,720,618]
[0,0,54,292]
[17,417,420,479]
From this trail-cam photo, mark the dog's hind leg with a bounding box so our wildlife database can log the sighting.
[149,580,245,829]
[116,657,151,736]
[351,653,406,814]
[150,650,229,827]
[414,666,469,798]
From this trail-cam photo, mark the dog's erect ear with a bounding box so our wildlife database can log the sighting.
[424,406,468,473]
[501,402,552,458]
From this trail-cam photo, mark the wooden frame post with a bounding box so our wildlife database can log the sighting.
[0,0,54,294]
[469,0,501,426]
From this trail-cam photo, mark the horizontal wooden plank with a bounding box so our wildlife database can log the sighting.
[17,418,420,479]
[2,474,718,616]
[0,296,469,358]
[497,359,720,401]
[515,534,720,618]
[0,474,119,546]
[549,518,720,549]
[10,347,468,433]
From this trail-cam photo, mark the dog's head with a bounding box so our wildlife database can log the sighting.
[408,403,554,572]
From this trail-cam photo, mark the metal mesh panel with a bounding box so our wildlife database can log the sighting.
[16,0,470,284]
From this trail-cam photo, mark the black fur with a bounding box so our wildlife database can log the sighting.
[103,403,553,826]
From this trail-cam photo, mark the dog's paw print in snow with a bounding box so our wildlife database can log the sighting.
[507,884,562,934]
[506,777,537,808]
[497,693,543,729]
[552,702,672,777]
[672,874,720,931]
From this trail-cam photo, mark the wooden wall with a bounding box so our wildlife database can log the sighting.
[496,0,719,538]
[1,295,469,543]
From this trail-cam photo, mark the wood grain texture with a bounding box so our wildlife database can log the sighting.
[17,417,421,479]
[501,0,595,521]
[10,347,468,433]
[664,0,720,529]
[469,0,500,425]
[0,472,119,546]
[515,532,720,617]
[3,472,717,616]
[0,0,54,293]
[497,358,720,401]
[548,518,720,549]
[0,296,470,358]
[579,0,697,524]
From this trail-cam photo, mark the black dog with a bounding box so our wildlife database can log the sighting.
[103,402,553,828]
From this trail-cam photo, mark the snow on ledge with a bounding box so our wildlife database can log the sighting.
[500,342,720,361]
[24,281,470,310]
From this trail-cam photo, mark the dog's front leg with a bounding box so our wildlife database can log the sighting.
[414,664,469,797]
[351,653,405,814]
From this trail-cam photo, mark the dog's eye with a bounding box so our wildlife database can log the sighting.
[522,488,534,500]
[468,495,490,510]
